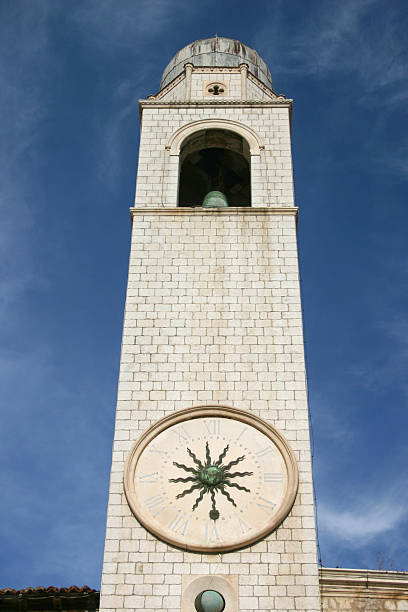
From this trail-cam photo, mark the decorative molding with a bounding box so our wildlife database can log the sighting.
[239,63,248,99]
[320,568,408,599]
[182,575,238,612]
[130,206,298,217]
[165,118,264,155]
[191,66,242,74]
[185,63,193,100]
[203,81,229,97]
[140,99,292,107]
[149,71,185,100]
[246,71,286,101]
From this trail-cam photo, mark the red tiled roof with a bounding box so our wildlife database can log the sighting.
[0,587,100,611]
[0,586,97,595]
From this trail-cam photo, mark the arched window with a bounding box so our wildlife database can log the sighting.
[178,129,251,207]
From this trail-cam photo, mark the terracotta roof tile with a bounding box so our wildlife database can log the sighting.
[0,586,97,596]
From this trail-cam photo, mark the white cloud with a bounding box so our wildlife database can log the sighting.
[0,3,53,167]
[257,2,408,180]
[0,5,54,323]
[0,344,112,587]
[311,394,355,446]
[68,0,200,186]
[256,0,407,101]
[319,494,407,545]
[374,146,408,179]
[71,0,197,52]
[346,310,408,398]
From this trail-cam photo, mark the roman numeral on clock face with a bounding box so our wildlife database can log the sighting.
[168,514,189,536]
[235,426,248,442]
[264,473,283,482]
[236,515,252,534]
[144,494,168,517]
[256,497,276,511]
[256,445,274,458]
[138,472,159,483]
[203,419,221,436]
[148,444,167,455]
[205,521,221,542]
[171,425,190,442]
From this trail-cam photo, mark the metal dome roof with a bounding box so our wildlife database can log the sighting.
[161,37,273,90]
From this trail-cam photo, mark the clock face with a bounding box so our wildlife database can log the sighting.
[124,406,298,552]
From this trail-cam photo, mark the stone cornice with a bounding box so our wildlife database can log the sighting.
[139,99,292,108]
[191,67,242,73]
[130,206,298,217]
[320,567,408,599]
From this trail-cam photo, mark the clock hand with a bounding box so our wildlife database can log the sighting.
[192,487,207,511]
[187,447,203,469]
[209,489,219,521]
[172,461,197,475]
[219,486,237,507]
[176,483,202,499]
[169,476,197,483]
[224,470,253,479]
[214,445,229,466]
[205,442,211,466]
[222,455,246,471]
[224,481,251,493]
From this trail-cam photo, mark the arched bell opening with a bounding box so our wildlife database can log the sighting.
[178,129,251,207]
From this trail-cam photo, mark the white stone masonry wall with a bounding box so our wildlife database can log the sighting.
[135,105,294,208]
[156,77,186,102]
[246,78,274,101]
[99,210,320,612]
[191,72,241,99]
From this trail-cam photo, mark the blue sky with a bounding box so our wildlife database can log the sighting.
[1,0,407,589]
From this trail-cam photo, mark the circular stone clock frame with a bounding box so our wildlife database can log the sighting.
[124,405,299,553]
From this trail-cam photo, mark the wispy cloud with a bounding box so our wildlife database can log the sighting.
[68,0,201,185]
[319,483,407,545]
[0,2,54,169]
[0,346,111,587]
[310,394,355,445]
[71,0,197,52]
[258,2,408,180]
[346,310,408,397]
[374,146,408,179]
[256,0,408,102]
[0,3,55,323]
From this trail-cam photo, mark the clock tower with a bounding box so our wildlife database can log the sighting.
[100,37,321,612]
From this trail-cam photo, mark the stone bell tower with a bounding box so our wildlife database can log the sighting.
[100,37,321,612]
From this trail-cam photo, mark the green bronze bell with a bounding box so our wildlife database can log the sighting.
[195,590,225,612]
[202,190,229,208]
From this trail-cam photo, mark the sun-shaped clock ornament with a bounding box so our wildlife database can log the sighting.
[170,442,253,520]
[124,406,298,552]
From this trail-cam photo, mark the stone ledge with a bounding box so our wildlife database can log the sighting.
[139,99,292,108]
[130,206,298,217]
[320,567,408,599]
